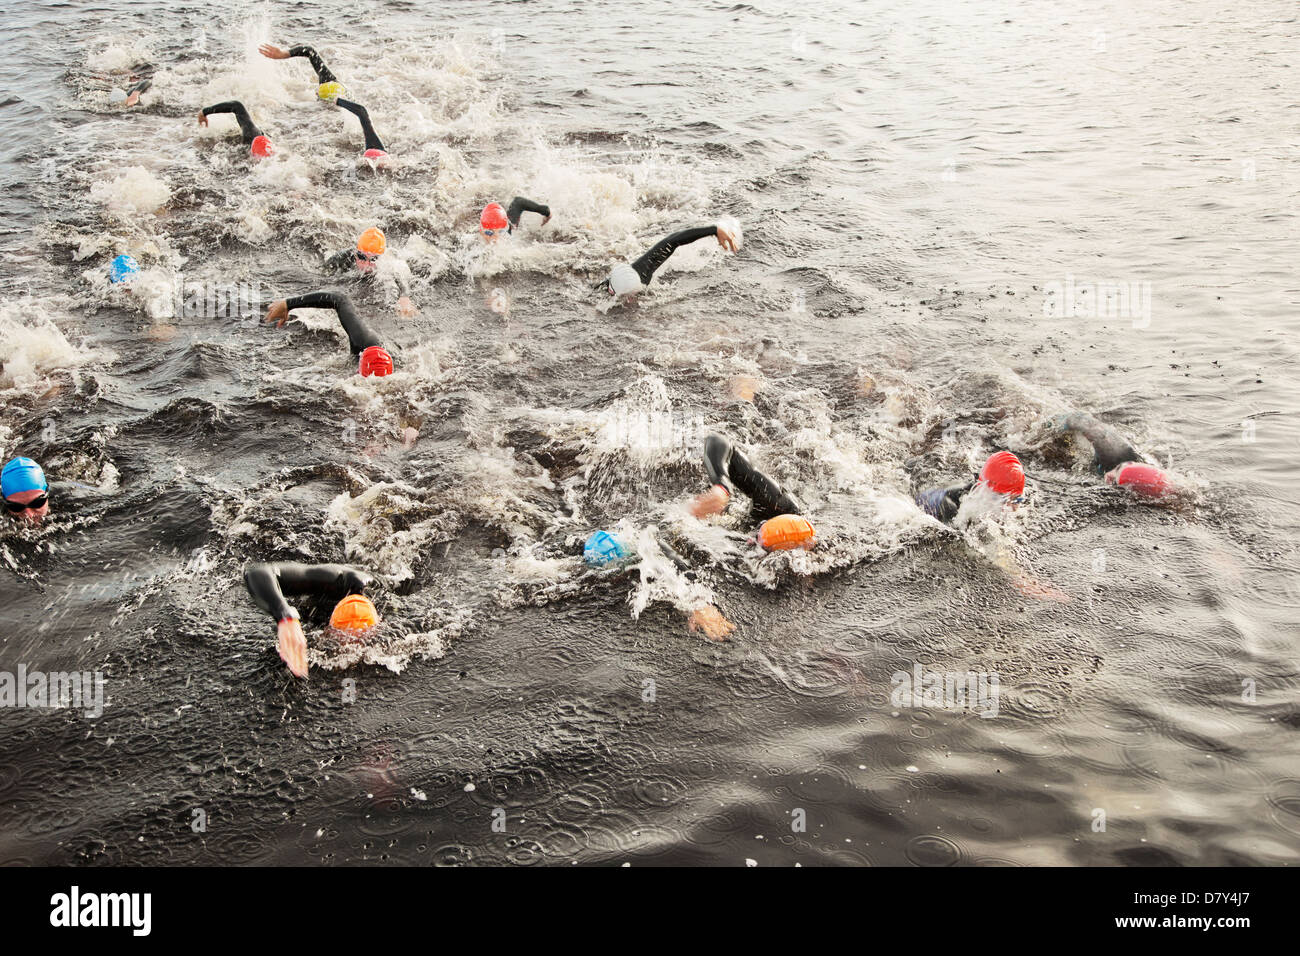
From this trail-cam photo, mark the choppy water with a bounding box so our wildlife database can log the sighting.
[1,0,1298,865]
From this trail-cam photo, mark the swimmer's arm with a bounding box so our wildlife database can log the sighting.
[199,102,261,143]
[323,249,354,272]
[630,226,718,285]
[506,197,551,232]
[260,43,338,84]
[281,290,382,353]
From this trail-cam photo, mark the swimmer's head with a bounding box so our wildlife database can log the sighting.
[329,594,380,634]
[978,451,1025,502]
[2,457,49,525]
[109,254,139,285]
[317,81,345,103]
[355,228,386,271]
[108,88,128,105]
[757,514,817,551]
[358,345,393,377]
[250,135,274,159]
[1105,462,1171,499]
[362,147,389,169]
[605,263,643,299]
[479,202,508,240]
[583,530,630,567]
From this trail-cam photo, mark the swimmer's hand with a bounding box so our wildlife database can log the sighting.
[715,226,738,253]
[396,296,416,318]
[264,300,290,327]
[688,606,735,642]
[197,111,208,127]
[277,618,309,678]
[124,91,141,108]
[259,44,291,60]
[690,485,730,518]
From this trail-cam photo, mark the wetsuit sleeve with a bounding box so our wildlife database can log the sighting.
[631,225,718,285]
[916,484,970,524]
[244,562,374,621]
[1056,412,1142,474]
[283,290,383,354]
[324,249,354,272]
[201,101,262,144]
[702,434,802,523]
[287,45,338,84]
[336,99,385,152]
[506,197,550,232]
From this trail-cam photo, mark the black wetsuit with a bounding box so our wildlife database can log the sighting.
[244,562,373,622]
[1055,412,1142,474]
[506,197,550,233]
[201,101,262,144]
[632,225,719,285]
[283,291,383,354]
[916,482,974,523]
[288,45,338,84]
[337,98,385,152]
[703,434,802,524]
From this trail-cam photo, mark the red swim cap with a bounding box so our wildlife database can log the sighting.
[358,345,393,377]
[480,202,508,231]
[250,135,274,158]
[363,148,387,161]
[1106,462,1171,498]
[978,451,1025,497]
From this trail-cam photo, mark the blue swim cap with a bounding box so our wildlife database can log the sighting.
[110,254,139,285]
[1,457,47,497]
[583,530,630,567]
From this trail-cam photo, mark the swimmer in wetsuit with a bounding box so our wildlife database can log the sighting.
[479,199,552,241]
[1050,411,1173,498]
[244,561,379,678]
[198,101,274,158]
[690,433,805,526]
[916,451,1025,524]
[598,222,740,298]
[323,228,415,315]
[263,290,395,376]
[259,42,343,95]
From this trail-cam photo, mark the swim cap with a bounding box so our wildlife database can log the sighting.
[362,148,387,161]
[358,345,394,377]
[978,451,1025,497]
[1106,462,1171,498]
[317,81,345,102]
[480,202,508,232]
[1,457,47,497]
[758,514,816,551]
[108,88,128,105]
[250,135,274,159]
[607,263,642,297]
[357,227,386,256]
[583,530,630,567]
[109,254,139,285]
[329,594,379,632]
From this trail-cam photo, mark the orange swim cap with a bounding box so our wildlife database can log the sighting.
[758,514,817,551]
[978,451,1025,497]
[330,594,379,632]
[357,227,386,256]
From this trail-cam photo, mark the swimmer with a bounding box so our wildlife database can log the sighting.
[263,290,395,377]
[1050,411,1173,498]
[258,42,347,102]
[337,98,389,164]
[86,62,154,107]
[479,198,552,241]
[197,101,274,158]
[323,227,415,316]
[916,450,1025,523]
[243,561,378,678]
[2,457,50,527]
[690,434,808,532]
[597,222,739,299]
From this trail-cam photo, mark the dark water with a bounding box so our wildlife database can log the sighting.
[1,0,1298,865]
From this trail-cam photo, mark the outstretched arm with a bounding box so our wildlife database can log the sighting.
[630,224,737,284]
[259,43,338,84]
[267,291,383,354]
[243,562,372,621]
[1053,411,1142,473]
[198,101,262,144]
[337,98,385,152]
[506,197,551,232]
[693,434,801,522]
